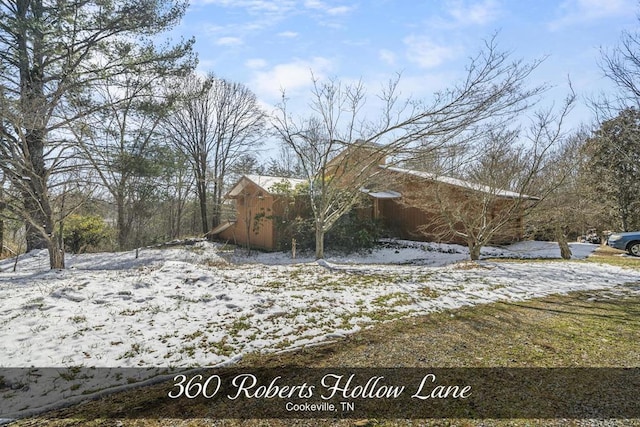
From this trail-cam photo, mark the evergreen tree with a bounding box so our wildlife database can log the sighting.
[74,73,177,250]
[584,108,640,231]
[0,0,194,268]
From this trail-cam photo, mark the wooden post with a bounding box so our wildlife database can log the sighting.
[292,238,297,259]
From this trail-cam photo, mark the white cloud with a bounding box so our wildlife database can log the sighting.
[303,0,355,15]
[194,0,297,16]
[198,0,355,16]
[326,5,354,15]
[379,49,397,66]
[403,36,459,69]
[246,58,268,69]
[428,0,501,28]
[278,30,299,38]
[549,0,635,30]
[445,0,501,26]
[216,36,243,46]
[249,57,333,100]
[194,0,298,42]
[304,0,325,10]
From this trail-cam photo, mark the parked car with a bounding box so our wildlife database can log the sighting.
[607,231,640,256]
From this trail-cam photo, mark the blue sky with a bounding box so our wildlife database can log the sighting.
[171,0,639,131]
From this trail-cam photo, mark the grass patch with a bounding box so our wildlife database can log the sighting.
[119,342,147,360]
[372,292,414,307]
[417,286,440,299]
[567,245,640,269]
[259,279,287,289]
[68,315,86,324]
[228,316,252,337]
[117,308,141,316]
[583,255,640,269]
[210,336,235,357]
[314,290,640,368]
[367,308,415,323]
[182,330,204,340]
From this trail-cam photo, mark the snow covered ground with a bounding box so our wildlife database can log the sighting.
[1,239,637,368]
[0,239,639,418]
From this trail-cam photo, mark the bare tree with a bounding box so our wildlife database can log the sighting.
[403,92,575,260]
[590,11,640,124]
[528,129,593,259]
[158,145,194,240]
[209,78,267,228]
[601,24,640,109]
[274,36,547,259]
[163,75,211,235]
[165,73,266,234]
[0,0,194,268]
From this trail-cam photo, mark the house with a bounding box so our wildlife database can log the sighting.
[212,151,538,250]
[362,165,538,245]
[212,175,307,250]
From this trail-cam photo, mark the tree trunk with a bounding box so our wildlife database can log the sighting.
[175,200,183,238]
[556,225,572,260]
[197,180,208,234]
[22,129,62,270]
[19,0,49,253]
[315,225,325,259]
[468,241,482,261]
[211,176,220,229]
[48,237,65,269]
[620,212,629,233]
[117,198,129,250]
[23,131,49,252]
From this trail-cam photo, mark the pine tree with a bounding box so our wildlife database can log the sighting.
[584,108,640,231]
[0,0,194,268]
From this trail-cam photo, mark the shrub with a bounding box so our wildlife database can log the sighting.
[275,215,315,251]
[269,182,385,253]
[325,212,385,252]
[273,210,384,253]
[63,214,111,254]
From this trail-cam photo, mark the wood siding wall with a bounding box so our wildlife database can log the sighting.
[218,182,277,250]
[374,171,525,245]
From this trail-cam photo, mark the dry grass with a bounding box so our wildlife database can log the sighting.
[584,245,640,269]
